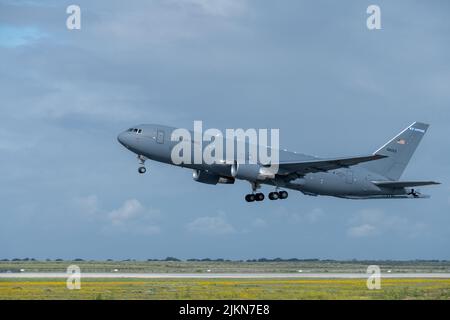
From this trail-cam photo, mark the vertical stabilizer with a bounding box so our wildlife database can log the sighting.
[362,122,429,180]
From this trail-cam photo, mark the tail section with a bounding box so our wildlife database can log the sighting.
[362,122,429,180]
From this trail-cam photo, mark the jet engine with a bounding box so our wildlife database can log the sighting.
[193,169,235,185]
[230,162,276,181]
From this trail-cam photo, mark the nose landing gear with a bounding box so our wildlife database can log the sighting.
[137,155,147,174]
[138,166,146,174]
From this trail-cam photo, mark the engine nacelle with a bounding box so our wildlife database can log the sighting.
[193,170,235,185]
[230,163,276,181]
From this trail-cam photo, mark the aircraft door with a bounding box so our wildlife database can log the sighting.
[156,129,165,144]
[345,170,353,184]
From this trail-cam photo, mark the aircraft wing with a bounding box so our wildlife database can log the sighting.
[371,181,440,188]
[277,154,387,176]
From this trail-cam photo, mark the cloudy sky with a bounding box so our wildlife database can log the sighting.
[1,0,449,260]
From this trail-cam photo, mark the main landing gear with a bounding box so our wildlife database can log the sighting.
[268,190,288,200]
[137,155,147,174]
[244,183,288,202]
[245,193,265,202]
[244,182,264,202]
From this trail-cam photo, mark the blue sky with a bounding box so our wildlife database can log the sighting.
[0,0,449,260]
[0,25,45,47]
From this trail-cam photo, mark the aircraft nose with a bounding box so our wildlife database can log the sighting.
[117,131,128,147]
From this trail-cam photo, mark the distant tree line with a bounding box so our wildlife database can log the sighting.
[1,257,448,263]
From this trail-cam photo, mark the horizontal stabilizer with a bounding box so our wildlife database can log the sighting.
[372,181,440,188]
[278,154,387,175]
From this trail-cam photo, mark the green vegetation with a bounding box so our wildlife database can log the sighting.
[1,278,449,300]
[1,261,449,299]
[1,260,450,274]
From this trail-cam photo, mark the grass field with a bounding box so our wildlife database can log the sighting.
[1,278,450,300]
[1,261,449,299]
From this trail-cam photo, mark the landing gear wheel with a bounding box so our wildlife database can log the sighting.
[279,191,288,199]
[268,192,279,200]
[138,166,146,174]
[245,194,256,202]
[137,155,147,174]
[255,193,265,201]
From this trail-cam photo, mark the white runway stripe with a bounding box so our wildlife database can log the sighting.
[1,273,450,279]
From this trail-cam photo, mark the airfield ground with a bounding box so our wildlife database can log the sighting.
[1,278,450,300]
[1,261,449,299]
[2,260,450,274]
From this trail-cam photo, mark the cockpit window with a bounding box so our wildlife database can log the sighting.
[128,128,143,134]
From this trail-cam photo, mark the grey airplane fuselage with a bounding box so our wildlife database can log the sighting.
[117,124,414,199]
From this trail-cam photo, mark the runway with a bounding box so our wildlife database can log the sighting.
[1,272,450,279]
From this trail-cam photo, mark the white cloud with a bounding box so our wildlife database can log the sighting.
[304,208,324,223]
[347,208,390,238]
[105,199,161,235]
[347,208,427,238]
[108,199,145,225]
[186,212,235,235]
[170,0,247,17]
[27,82,157,122]
[89,0,248,52]
[347,223,378,238]
[75,196,161,235]
[274,206,324,224]
[75,195,100,215]
[252,218,268,229]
